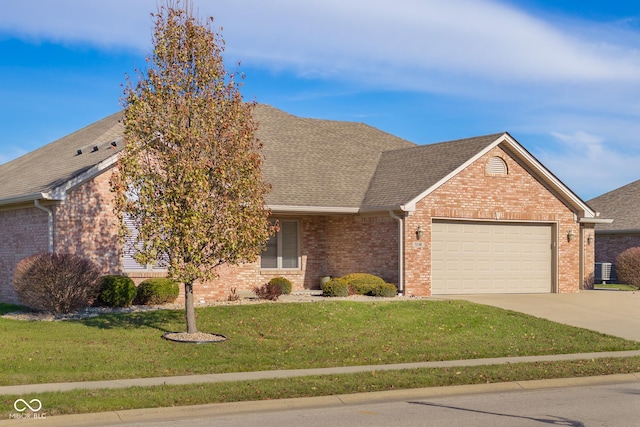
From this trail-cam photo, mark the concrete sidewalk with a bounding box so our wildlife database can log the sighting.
[3,349,640,396]
[2,352,640,426]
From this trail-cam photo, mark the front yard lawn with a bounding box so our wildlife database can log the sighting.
[1,300,638,386]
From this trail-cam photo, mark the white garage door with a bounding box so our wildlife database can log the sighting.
[432,221,553,294]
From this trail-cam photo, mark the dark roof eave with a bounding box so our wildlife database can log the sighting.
[267,204,411,215]
[595,229,640,235]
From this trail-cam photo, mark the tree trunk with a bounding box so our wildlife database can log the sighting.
[184,281,197,334]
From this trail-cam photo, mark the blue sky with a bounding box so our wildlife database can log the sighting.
[1,1,640,200]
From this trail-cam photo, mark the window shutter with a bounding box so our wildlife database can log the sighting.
[123,214,146,271]
[281,221,299,268]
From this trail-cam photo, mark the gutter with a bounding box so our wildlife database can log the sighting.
[0,192,52,206]
[34,200,54,253]
[388,210,404,295]
[578,218,614,224]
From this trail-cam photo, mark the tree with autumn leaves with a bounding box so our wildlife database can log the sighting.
[111,0,273,334]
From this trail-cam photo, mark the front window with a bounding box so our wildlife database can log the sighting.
[261,220,299,269]
[122,214,167,272]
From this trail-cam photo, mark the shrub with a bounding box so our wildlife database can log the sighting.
[322,279,348,297]
[253,282,282,301]
[268,277,292,295]
[135,278,180,305]
[615,247,640,289]
[372,283,398,298]
[341,273,385,287]
[340,273,386,296]
[98,275,137,308]
[13,253,101,314]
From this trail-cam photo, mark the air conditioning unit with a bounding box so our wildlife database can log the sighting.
[594,262,613,284]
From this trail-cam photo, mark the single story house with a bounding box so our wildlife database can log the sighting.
[588,179,640,278]
[0,104,601,304]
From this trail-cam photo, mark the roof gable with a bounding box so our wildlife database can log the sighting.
[362,133,502,209]
[0,112,124,204]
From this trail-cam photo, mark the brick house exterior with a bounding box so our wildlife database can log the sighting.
[0,105,599,304]
[588,178,640,280]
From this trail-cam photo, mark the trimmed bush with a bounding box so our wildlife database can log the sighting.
[268,277,292,295]
[135,278,180,305]
[615,247,640,289]
[253,282,282,301]
[322,279,348,297]
[98,275,137,308]
[335,273,397,297]
[341,273,385,285]
[13,253,101,314]
[340,273,386,296]
[372,283,398,298]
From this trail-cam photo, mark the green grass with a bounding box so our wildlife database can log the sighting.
[1,300,639,387]
[3,357,640,417]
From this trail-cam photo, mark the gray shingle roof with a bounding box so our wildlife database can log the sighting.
[588,179,640,232]
[0,104,505,212]
[362,134,504,208]
[254,105,415,208]
[0,112,124,203]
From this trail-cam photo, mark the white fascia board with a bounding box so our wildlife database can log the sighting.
[267,205,360,214]
[501,134,596,218]
[402,133,596,218]
[578,217,614,224]
[49,153,120,200]
[0,192,57,206]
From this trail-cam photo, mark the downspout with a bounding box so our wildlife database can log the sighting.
[34,200,54,253]
[389,210,404,295]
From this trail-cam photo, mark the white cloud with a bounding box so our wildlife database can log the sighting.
[3,0,640,196]
[536,130,640,200]
[3,0,640,90]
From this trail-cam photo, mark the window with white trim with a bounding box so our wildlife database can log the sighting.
[261,220,300,269]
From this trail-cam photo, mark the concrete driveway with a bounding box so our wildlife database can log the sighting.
[436,290,640,342]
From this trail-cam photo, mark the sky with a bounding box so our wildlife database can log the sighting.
[1,1,640,201]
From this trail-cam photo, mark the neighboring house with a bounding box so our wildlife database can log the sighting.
[588,179,640,274]
[0,104,600,304]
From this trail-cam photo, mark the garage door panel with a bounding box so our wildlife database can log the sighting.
[432,221,552,294]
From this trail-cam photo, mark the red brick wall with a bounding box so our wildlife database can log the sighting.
[595,233,640,265]
[403,147,587,296]
[324,215,399,284]
[0,206,49,304]
[583,225,596,288]
[1,145,591,304]
[53,170,121,275]
[165,214,399,303]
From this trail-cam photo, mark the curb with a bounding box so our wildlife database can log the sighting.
[3,373,640,426]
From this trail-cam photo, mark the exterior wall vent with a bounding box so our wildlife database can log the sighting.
[486,156,508,175]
